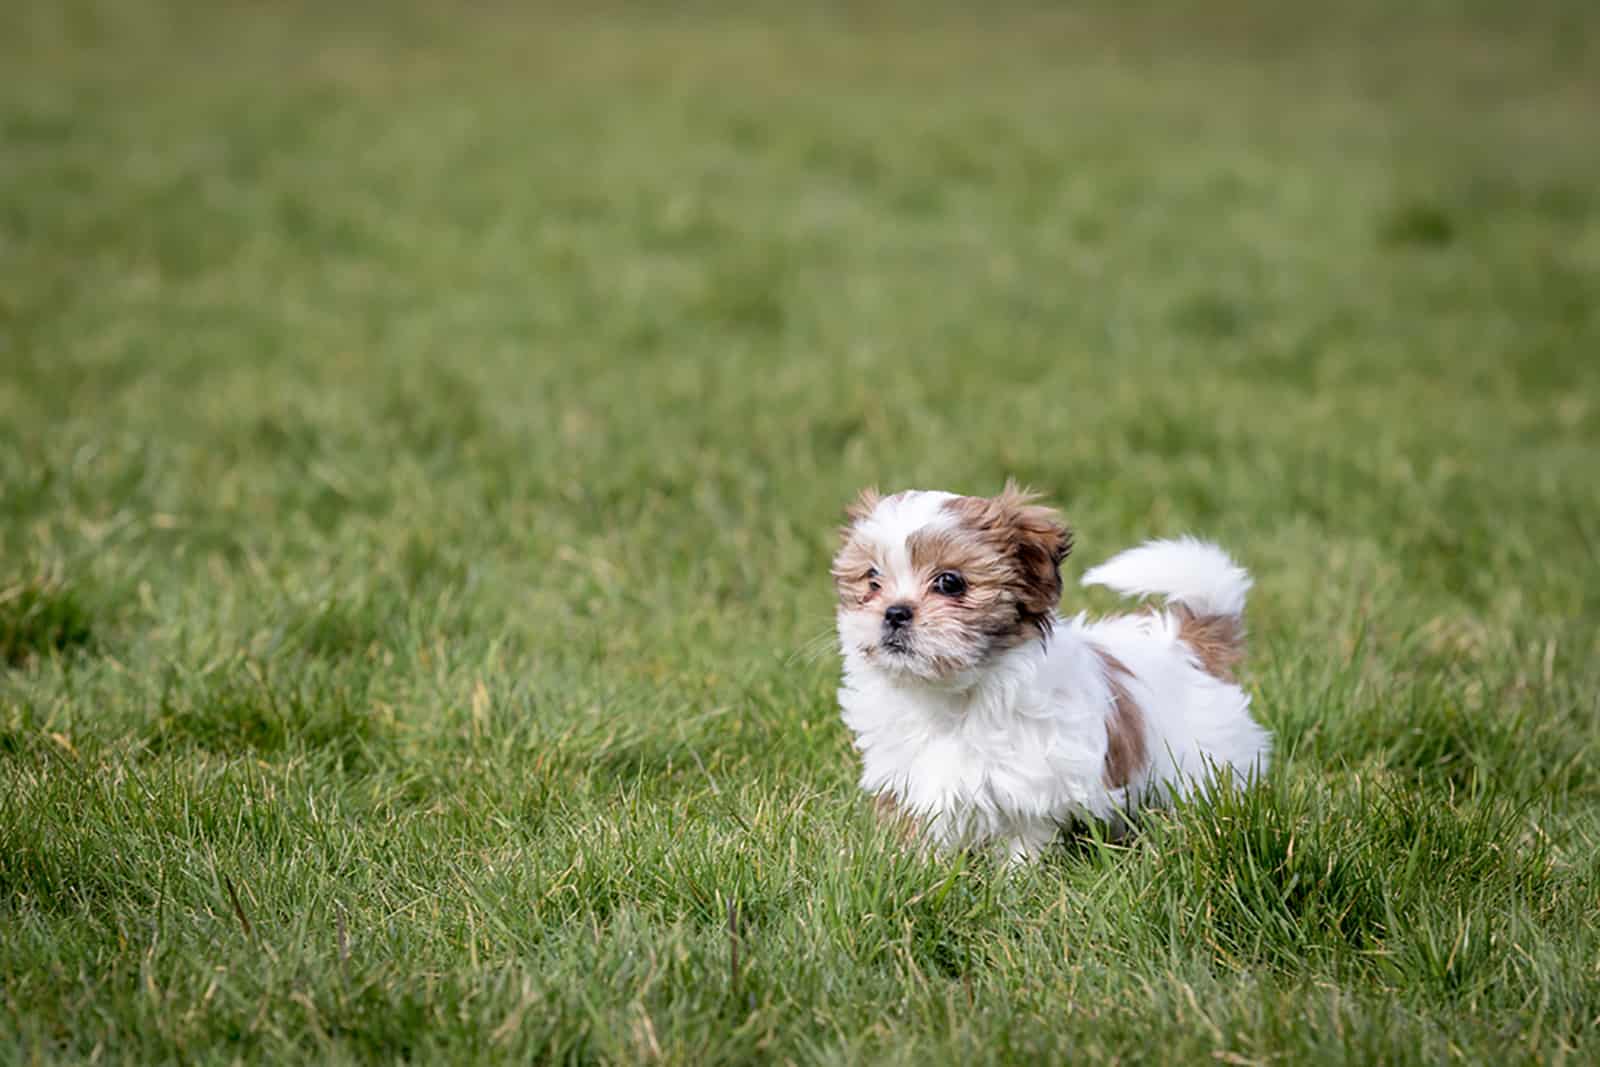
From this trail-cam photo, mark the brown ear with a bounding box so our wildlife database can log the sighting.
[995,480,1073,617]
[844,486,881,525]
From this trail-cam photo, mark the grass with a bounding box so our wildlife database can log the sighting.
[2,0,1599,1061]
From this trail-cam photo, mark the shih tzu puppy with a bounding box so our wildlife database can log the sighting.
[833,483,1271,862]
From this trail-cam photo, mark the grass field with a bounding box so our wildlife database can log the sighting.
[3,0,1599,1062]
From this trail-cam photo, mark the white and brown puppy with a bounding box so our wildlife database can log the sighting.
[833,483,1271,862]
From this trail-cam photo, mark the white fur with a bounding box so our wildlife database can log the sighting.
[851,490,957,604]
[838,522,1271,863]
[835,491,981,683]
[1081,537,1253,617]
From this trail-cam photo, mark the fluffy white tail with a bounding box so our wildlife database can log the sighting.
[1081,537,1251,618]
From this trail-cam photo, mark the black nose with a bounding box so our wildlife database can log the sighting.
[883,603,914,629]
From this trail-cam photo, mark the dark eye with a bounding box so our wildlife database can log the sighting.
[866,566,881,591]
[932,571,966,597]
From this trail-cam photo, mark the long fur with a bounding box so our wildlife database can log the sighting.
[834,490,1271,863]
[1081,537,1252,618]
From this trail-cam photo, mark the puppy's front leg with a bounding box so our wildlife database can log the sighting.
[1001,825,1056,865]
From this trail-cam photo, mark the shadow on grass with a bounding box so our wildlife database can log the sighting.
[146,658,384,770]
[0,575,95,668]
[1134,773,1561,986]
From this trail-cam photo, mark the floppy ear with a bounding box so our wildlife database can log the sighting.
[833,487,880,587]
[844,486,881,526]
[994,480,1073,616]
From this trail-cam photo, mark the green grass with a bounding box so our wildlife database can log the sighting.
[3,0,1599,1061]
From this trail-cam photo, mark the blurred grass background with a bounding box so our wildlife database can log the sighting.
[2,1,1598,1062]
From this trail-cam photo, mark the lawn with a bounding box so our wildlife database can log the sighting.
[3,0,1598,1062]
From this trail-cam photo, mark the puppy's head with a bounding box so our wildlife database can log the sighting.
[832,482,1073,682]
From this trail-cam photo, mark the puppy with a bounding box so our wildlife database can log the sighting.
[832,483,1271,862]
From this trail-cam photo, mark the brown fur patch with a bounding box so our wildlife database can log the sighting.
[829,534,880,608]
[895,526,1026,658]
[845,486,884,524]
[833,488,899,607]
[1174,604,1245,682]
[873,793,921,843]
[1095,649,1149,790]
[938,480,1072,641]
[830,483,1072,673]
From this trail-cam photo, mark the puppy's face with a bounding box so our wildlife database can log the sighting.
[832,484,1073,682]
